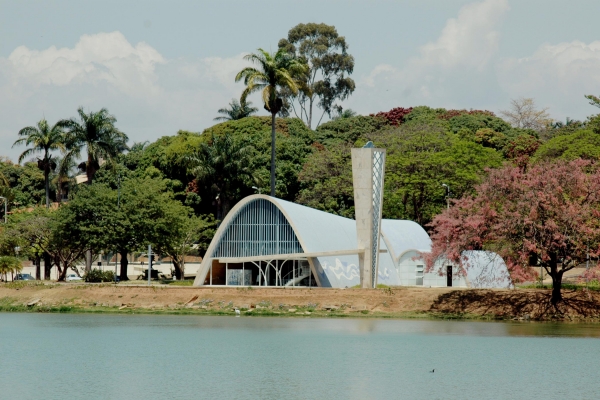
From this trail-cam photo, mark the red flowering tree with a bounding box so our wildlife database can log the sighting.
[370,107,413,126]
[426,159,600,305]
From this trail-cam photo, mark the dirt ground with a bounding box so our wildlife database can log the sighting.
[1,283,599,321]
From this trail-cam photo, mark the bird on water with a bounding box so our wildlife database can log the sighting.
[429,369,435,373]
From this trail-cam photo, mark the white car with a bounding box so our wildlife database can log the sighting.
[66,274,83,282]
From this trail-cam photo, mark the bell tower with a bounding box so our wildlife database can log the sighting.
[351,142,386,288]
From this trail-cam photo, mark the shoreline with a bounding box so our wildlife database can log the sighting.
[2,282,600,322]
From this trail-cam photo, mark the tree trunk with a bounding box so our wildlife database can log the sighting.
[35,256,41,280]
[86,153,94,185]
[85,249,92,274]
[222,197,231,219]
[58,262,69,281]
[270,111,276,197]
[308,96,313,130]
[44,166,50,209]
[551,276,563,305]
[549,256,563,305]
[44,252,51,280]
[119,250,129,281]
[173,259,184,280]
[57,179,64,203]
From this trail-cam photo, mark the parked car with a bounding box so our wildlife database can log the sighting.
[66,274,83,282]
[14,274,35,281]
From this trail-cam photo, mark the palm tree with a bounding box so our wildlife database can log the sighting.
[58,107,128,185]
[13,119,65,208]
[332,107,357,120]
[52,155,77,202]
[186,133,258,219]
[214,98,258,121]
[235,48,307,196]
[59,107,127,273]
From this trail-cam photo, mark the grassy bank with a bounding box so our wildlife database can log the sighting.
[1,282,600,321]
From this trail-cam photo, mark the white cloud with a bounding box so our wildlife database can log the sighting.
[415,0,509,70]
[498,40,600,119]
[364,64,396,87]
[0,32,253,161]
[351,0,600,122]
[6,32,165,97]
[353,0,510,111]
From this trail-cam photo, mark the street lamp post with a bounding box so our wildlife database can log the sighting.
[441,184,450,210]
[252,186,261,194]
[0,196,6,223]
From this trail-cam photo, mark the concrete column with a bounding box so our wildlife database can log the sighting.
[352,146,386,288]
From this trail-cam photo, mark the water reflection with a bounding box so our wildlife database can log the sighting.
[21,313,600,338]
[1,313,599,400]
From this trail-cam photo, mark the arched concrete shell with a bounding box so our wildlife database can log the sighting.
[193,196,514,289]
[193,195,401,287]
[396,250,513,288]
[380,219,432,261]
[462,251,513,289]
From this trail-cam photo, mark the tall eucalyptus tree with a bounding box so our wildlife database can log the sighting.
[278,23,355,129]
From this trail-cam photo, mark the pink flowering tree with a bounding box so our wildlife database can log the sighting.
[425,159,600,305]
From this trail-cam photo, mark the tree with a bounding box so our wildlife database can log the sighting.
[6,207,85,281]
[72,174,199,281]
[59,107,128,185]
[503,134,541,170]
[235,48,307,196]
[500,98,552,132]
[114,176,184,281]
[585,94,600,108]
[278,23,355,129]
[214,98,258,121]
[153,214,217,280]
[186,133,258,219]
[533,130,600,162]
[13,119,65,208]
[0,210,46,280]
[59,107,128,272]
[426,160,600,305]
[0,256,21,282]
[0,170,11,208]
[372,122,503,226]
[52,154,77,203]
[297,142,355,217]
[331,108,357,120]
[314,114,389,144]
[0,160,45,207]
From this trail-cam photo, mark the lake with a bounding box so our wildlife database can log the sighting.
[1,314,599,400]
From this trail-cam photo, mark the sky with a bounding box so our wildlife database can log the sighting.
[1,0,600,162]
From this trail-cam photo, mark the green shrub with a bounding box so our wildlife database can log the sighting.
[84,269,115,283]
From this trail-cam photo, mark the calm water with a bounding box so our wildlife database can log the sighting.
[1,314,599,400]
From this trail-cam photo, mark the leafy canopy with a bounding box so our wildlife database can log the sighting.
[278,23,355,128]
[235,48,307,113]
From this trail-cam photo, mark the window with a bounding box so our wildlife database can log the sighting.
[416,265,424,286]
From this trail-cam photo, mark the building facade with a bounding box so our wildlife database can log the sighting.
[192,195,512,289]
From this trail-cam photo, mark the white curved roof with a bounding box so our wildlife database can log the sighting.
[380,219,432,261]
[273,197,358,252]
